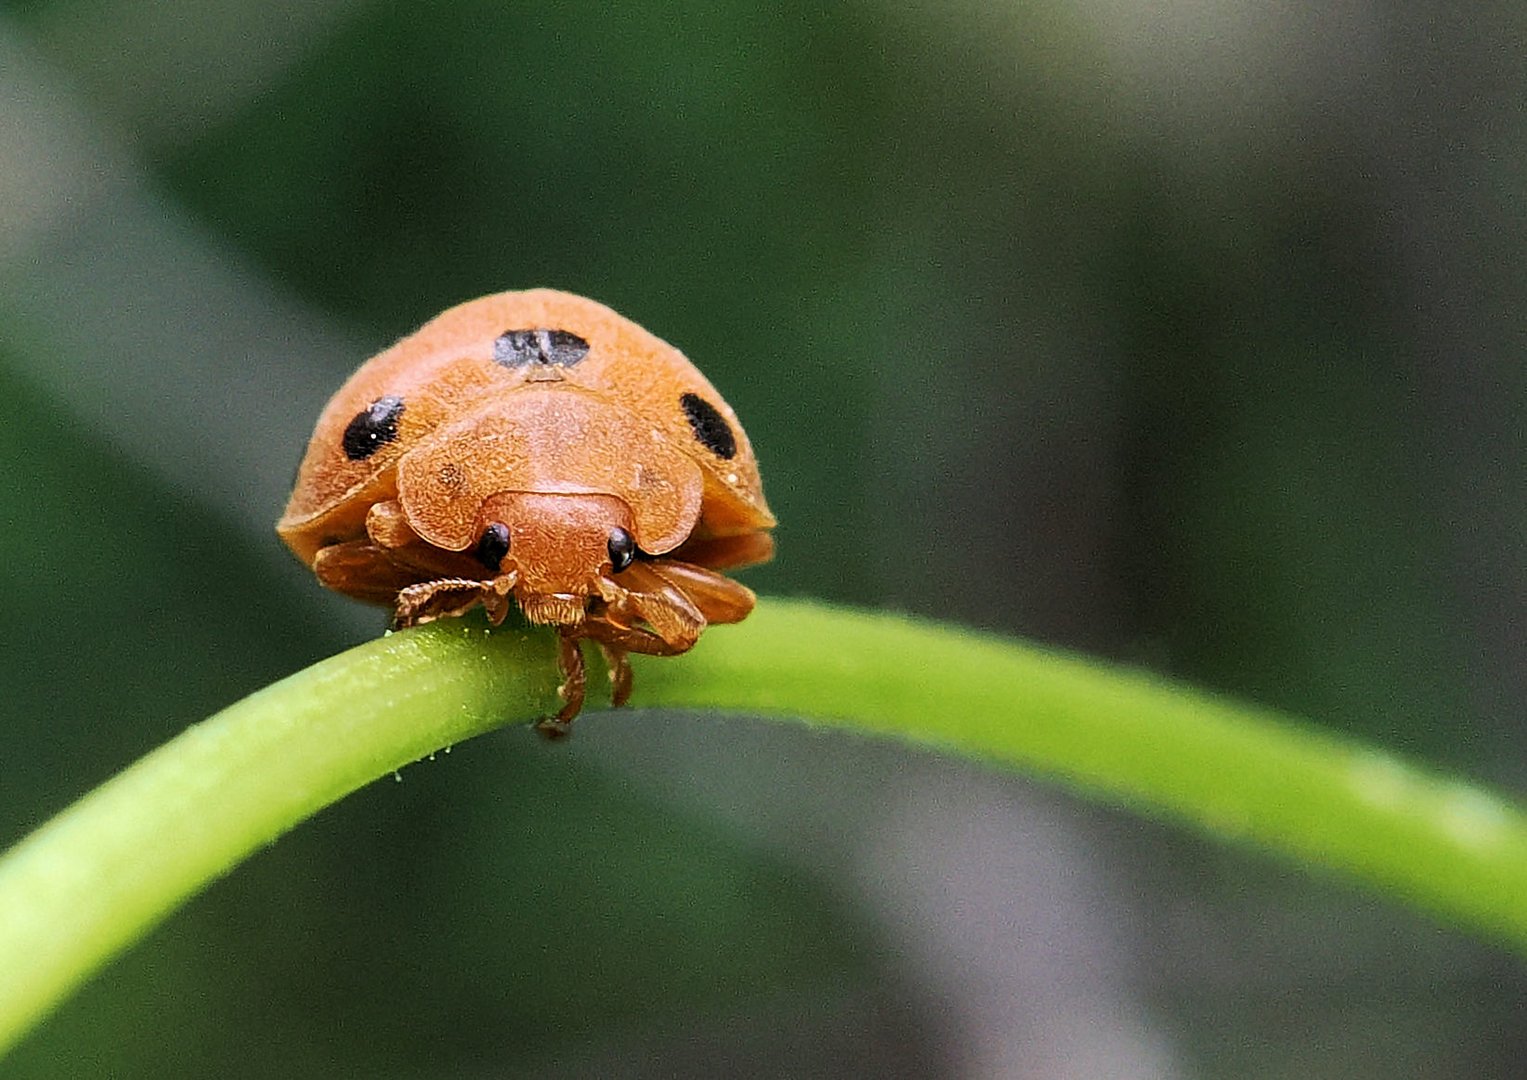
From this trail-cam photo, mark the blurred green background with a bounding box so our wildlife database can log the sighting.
[1,2,1523,1076]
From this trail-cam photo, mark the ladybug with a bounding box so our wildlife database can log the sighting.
[278,289,775,736]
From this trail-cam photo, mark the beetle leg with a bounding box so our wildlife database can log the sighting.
[595,563,707,652]
[313,539,422,604]
[587,557,752,661]
[582,615,685,656]
[311,536,519,629]
[595,642,634,708]
[598,559,755,634]
[642,559,756,626]
[537,632,586,739]
[669,531,775,572]
[393,570,517,629]
[577,557,760,712]
[393,578,488,628]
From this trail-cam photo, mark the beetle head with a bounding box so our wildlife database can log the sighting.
[472,491,638,627]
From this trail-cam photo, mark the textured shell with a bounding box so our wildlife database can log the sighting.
[278,289,774,565]
[396,386,704,554]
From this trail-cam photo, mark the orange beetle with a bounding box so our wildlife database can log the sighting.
[278,289,775,736]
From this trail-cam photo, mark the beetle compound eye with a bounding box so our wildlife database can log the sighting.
[679,393,737,460]
[493,328,590,368]
[607,527,637,573]
[342,395,405,461]
[477,522,511,571]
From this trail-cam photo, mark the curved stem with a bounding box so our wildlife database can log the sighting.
[0,619,560,1056]
[2,599,1526,1056]
[637,604,1527,947]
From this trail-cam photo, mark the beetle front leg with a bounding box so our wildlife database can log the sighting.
[393,571,517,628]
[641,559,756,626]
[393,578,488,628]
[594,563,707,652]
[594,558,755,649]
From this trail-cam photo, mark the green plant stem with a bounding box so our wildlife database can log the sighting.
[0,619,560,1056]
[3,599,1526,1055]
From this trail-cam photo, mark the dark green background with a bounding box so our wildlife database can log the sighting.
[1,2,1522,1076]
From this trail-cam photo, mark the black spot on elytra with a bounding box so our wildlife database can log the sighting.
[680,393,736,460]
[342,396,405,461]
[477,522,511,570]
[493,328,590,369]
